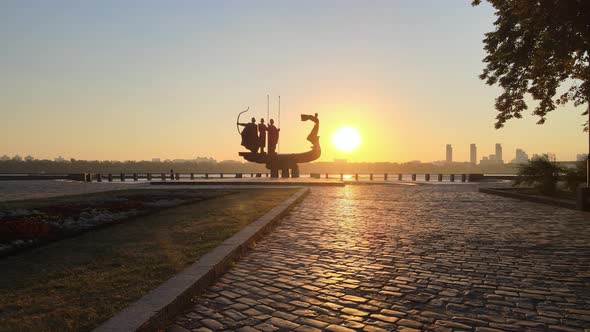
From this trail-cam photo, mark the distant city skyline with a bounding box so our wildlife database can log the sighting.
[2,148,585,164]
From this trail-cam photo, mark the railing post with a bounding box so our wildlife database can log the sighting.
[161,173,165,181]
[370,173,373,180]
[147,173,152,181]
[450,174,455,182]
[170,170,174,180]
[412,174,416,181]
[325,173,328,179]
[355,173,359,181]
[96,173,102,182]
[461,174,466,182]
[438,174,443,181]
[133,173,138,181]
[425,174,430,181]
[398,174,402,181]
[175,173,180,180]
[190,173,194,180]
[340,173,343,181]
[108,173,113,182]
[384,173,388,180]
[120,173,125,181]
[220,173,223,178]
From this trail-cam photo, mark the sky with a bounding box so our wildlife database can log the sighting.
[0,0,588,163]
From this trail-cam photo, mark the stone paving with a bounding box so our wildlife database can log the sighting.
[167,184,590,332]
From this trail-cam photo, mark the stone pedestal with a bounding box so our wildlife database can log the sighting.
[281,168,290,178]
[291,165,300,178]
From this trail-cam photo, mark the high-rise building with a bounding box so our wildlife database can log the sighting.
[513,149,529,163]
[470,144,477,164]
[513,149,529,164]
[495,143,503,163]
[446,144,452,163]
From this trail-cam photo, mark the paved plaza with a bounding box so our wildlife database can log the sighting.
[167,184,590,332]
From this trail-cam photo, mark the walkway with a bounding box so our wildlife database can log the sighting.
[168,184,590,332]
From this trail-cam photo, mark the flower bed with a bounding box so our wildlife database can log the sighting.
[0,189,229,256]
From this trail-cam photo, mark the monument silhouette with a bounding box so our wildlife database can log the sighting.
[237,110,321,178]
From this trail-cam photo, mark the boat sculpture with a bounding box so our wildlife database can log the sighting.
[238,113,321,178]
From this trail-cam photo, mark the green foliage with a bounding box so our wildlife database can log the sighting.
[564,155,588,191]
[514,154,564,196]
[472,0,590,131]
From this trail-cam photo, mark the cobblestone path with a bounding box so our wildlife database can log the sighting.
[168,185,590,332]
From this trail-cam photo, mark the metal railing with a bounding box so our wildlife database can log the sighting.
[89,172,491,183]
[0,172,512,183]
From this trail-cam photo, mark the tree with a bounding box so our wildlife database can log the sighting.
[473,0,589,128]
[473,0,590,186]
[514,154,563,196]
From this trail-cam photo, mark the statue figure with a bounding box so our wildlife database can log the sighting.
[267,119,280,154]
[238,117,259,153]
[258,118,267,154]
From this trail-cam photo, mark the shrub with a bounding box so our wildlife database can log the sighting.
[565,156,588,192]
[514,154,564,196]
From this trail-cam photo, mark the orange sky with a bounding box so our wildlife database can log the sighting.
[1,1,587,162]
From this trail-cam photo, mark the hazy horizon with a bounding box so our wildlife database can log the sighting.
[1,0,588,163]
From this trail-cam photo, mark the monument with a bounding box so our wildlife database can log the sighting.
[237,110,321,178]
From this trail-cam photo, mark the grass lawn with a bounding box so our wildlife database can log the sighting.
[0,188,297,332]
[0,189,235,255]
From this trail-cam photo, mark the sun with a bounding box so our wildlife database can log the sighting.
[332,126,361,152]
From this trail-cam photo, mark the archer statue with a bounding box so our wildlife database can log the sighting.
[236,107,258,153]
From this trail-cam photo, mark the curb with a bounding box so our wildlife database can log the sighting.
[93,187,310,332]
[478,187,577,210]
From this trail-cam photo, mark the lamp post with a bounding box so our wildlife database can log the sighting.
[579,101,590,211]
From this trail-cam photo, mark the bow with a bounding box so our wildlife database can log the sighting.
[236,107,249,135]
